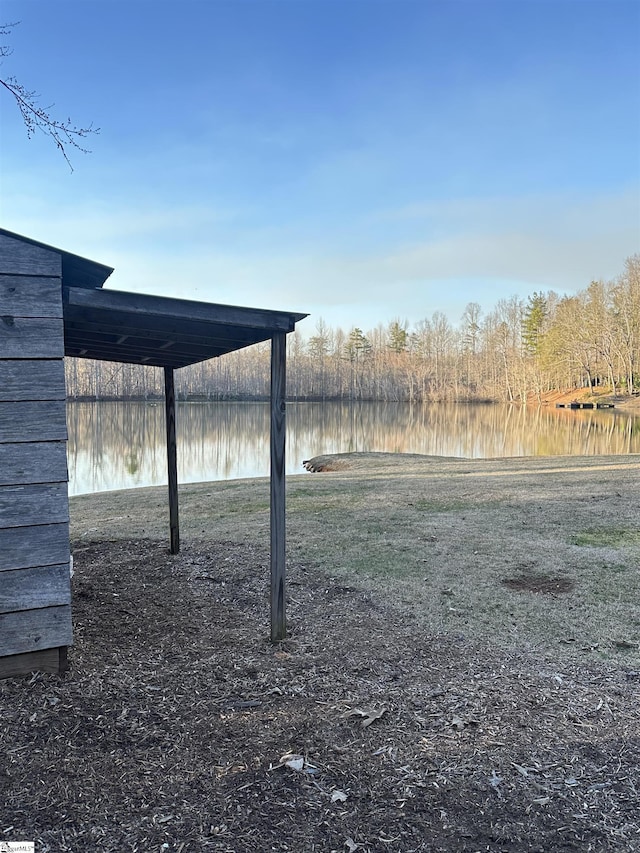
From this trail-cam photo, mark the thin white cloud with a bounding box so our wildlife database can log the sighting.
[3,186,637,330]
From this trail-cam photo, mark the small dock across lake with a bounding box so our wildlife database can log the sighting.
[555,402,615,410]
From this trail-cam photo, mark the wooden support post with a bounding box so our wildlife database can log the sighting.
[164,366,180,554]
[270,333,287,641]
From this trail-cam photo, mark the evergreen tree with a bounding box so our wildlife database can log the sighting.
[344,327,371,362]
[388,320,409,354]
[522,292,548,356]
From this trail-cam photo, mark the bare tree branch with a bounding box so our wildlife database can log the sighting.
[1,22,99,170]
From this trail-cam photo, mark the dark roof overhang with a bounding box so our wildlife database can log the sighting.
[63,286,308,368]
[1,228,307,369]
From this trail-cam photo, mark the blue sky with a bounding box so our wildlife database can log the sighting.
[1,0,638,334]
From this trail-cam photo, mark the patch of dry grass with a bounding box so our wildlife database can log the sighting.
[70,453,640,663]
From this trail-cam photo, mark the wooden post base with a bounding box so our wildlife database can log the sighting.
[0,646,68,679]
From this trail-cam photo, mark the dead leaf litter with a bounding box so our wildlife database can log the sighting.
[1,537,639,852]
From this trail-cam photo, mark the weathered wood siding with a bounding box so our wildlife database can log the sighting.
[0,442,68,486]
[0,564,72,613]
[0,607,72,656]
[0,401,68,442]
[0,316,65,358]
[0,233,72,666]
[0,523,70,571]
[0,359,67,401]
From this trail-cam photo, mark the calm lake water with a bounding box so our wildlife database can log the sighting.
[66,400,640,496]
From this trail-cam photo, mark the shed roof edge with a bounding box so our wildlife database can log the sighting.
[0,227,114,289]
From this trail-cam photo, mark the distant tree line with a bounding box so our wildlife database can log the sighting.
[65,255,640,404]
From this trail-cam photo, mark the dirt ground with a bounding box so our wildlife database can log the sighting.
[1,453,640,852]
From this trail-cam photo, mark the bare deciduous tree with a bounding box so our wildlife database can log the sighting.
[64,257,639,405]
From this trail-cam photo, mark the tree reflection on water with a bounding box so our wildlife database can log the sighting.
[66,401,640,496]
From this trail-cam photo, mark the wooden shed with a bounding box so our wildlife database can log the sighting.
[0,228,307,679]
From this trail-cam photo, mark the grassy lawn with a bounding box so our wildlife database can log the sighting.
[70,452,640,664]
